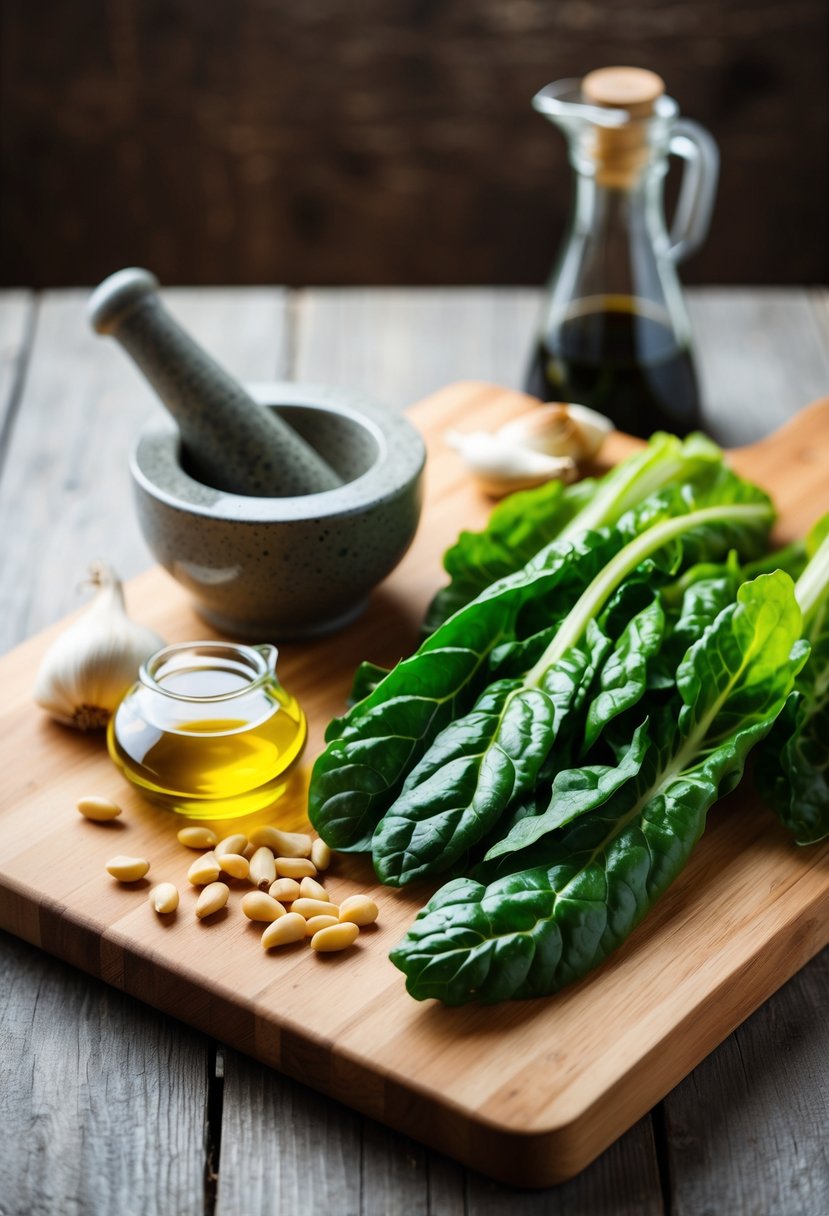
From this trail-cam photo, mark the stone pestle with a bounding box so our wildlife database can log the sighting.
[88,268,342,497]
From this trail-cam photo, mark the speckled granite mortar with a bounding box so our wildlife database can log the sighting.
[132,382,426,638]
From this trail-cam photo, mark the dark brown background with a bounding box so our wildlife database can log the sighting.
[1,0,827,287]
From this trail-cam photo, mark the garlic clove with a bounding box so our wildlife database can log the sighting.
[33,562,165,730]
[445,429,576,498]
[496,403,613,463]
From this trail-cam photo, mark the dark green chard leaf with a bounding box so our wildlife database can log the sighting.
[390,572,807,1004]
[348,660,390,706]
[482,720,651,869]
[583,598,665,751]
[652,555,744,686]
[310,529,619,850]
[423,478,597,633]
[372,629,611,885]
[489,553,673,681]
[758,516,829,844]
[423,432,724,634]
[371,500,773,884]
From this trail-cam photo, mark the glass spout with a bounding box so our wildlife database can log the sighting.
[532,76,680,182]
[532,79,631,132]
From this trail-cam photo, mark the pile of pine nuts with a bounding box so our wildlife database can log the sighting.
[83,796,378,954]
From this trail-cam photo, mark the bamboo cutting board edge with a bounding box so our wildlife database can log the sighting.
[1,382,829,1188]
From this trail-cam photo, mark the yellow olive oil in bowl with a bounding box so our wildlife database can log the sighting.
[108,642,306,819]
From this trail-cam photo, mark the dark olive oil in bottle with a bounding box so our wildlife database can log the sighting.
[525,295,701,439]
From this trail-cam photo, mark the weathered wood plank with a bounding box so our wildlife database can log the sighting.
[813,286,829,351]
[687,288,829,447]
[664,947,829,1216]
[0,291,34,441]
[0,287,288,653]
[465,1116,663,1215]
[216,1058,465,1216]
[0,287,288,1216]
[217,1051,663,1216]
[294,286,829,451]
[215,1053,362,1214]
[661,287,829,1216]
[0,931,207,1216]
[294,287,540,410]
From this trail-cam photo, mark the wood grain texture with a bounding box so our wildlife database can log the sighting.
[0,287,286,1216]
[2,1,827,288]
[294,287,541,411]
[216,1056,363,1215]
[0,291,34,443]
[687,288,829,447]
[0,931,207,1216]
[463,1115,663,1216]
[663,947,829,1215]
[294,286,829,449]
[1,382,829,1188]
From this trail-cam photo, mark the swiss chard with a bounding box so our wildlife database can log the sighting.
[423,433,724,633]
[309,528,621,850]
[371,500,773,885]
[757,515,829,844]
[390,573,807,1004]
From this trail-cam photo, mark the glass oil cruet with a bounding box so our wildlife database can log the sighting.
[108,641,307,819]
[524,67,719,438]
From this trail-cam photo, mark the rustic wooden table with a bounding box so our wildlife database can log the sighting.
[0,287,827,1215]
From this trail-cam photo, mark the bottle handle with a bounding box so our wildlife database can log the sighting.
[667,119,719,264]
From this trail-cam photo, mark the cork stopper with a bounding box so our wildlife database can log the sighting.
[581,67,666,187]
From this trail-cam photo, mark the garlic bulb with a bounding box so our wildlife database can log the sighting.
[445,430,577,498]
[34,562,164,730]
[497,403,613,462]
[446,402,613,497]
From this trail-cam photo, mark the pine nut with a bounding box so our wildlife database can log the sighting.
[187,851,221,886]
[310,922,360,952]
[310,838,332,871]
[305,914,339,936]
[77,795,121,821]
[292,897,338,920]
[261,913,307,949]
[149,882,179,914]
[268,878,301,903]
[106,855,150,882]
[177,826,218,849]
[275,857,316,879]
[218,853,250,880]
[241,891,285,922]
[215,833,248,857]
[195,882,229,919]
[299,876,328,902]
[339,894,379,927]
[249,826,312,857]
[249,846,277,890]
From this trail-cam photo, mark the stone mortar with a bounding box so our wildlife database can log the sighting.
[131,382,426,639]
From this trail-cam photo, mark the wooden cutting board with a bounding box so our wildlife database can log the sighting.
[2,382,829,1188]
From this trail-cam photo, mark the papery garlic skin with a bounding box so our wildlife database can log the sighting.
[33,562,165,730]
[445,430,576,498]
[497,403,613,462]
